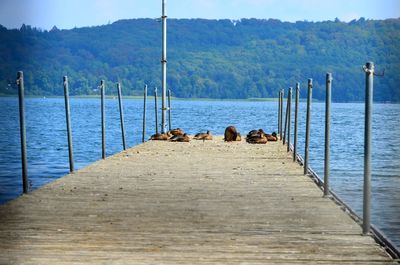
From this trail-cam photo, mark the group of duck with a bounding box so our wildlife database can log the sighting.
[245,129,278,144]
[150,126,277,144]
[223,126,277,144]
[150,128,212,142]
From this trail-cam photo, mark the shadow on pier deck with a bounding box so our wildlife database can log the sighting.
[0,138,396,264]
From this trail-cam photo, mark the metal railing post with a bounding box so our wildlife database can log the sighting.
[278,90,281,134]
[154,87,158,134]
[17,71,29,193]
[101,80,106,159]
[283,90,289,145]
[363,62,374,235]
[287,87,292,152]
[324,73,332,197]
[63,76,74,173]
[142,85,147,143]
[161,0,167,134]
[293,83,299,161]
[304,79,312,175]
[117,83,127,151]
[280,89,284,140]
[168,89,172,131]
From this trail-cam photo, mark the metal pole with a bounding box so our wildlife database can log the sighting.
[283,91,289,145]
[293,83,299,162]
[17,71,29,193]
[117,83,126,151]
[154,87,158,134]
[63,76,74,173]
[168,89,172,131]
[324,73,332,197]
[363,62,374,235]
[161,0,167,134]
[278,91,281,135]
[280,89,284,140]
[287,87,292,152]
[304,79,313,175]
[142,85,147,143]
[101,80,106,159]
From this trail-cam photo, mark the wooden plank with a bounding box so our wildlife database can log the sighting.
[0,137,396,264]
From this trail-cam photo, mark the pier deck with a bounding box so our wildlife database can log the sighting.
[0,137,396,264]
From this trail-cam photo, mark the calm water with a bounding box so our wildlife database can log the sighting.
[0,97,399,247]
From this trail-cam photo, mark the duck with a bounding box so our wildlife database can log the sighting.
[236,133,242,141]
[247,129,259,137]
[247,136,268,144]
[150,132,170,141]
[169,128,184,136]
[246,129,268,144]
[224,126,238,142]
[247,129,265,138]
[169,134,180,141]
[193,130,213,140]
[265,131,278,141]
[170,133,190,142]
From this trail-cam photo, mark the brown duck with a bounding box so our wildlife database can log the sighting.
[193,130,213,140]
[170,133,190,142]
[265,132,278,141]
[224,126,241,142]
[246,129,268,144]
[169,128,184,136]
[247,129,265,138]
[236,133,242,141]
[150,132,170,141]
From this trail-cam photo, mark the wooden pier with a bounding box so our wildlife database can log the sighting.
[0,137,396,264]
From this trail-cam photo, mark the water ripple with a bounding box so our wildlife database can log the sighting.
[0,98,399,247]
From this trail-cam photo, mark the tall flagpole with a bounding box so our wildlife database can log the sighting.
[161,0,167,133]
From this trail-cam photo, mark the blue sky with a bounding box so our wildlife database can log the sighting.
[0,0,399,30]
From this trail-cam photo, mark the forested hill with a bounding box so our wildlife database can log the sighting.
[0,18,399,102]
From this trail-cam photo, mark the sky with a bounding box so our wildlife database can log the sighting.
[0,0,399,30]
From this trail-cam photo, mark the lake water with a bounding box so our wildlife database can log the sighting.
[0,97,399,248]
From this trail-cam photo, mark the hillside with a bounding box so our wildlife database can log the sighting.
[0,18,399,101]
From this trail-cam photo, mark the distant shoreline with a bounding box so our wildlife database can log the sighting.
[1,95,398,104]
[0,94,281,102]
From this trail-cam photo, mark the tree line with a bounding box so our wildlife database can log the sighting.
[0,17,399,102]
